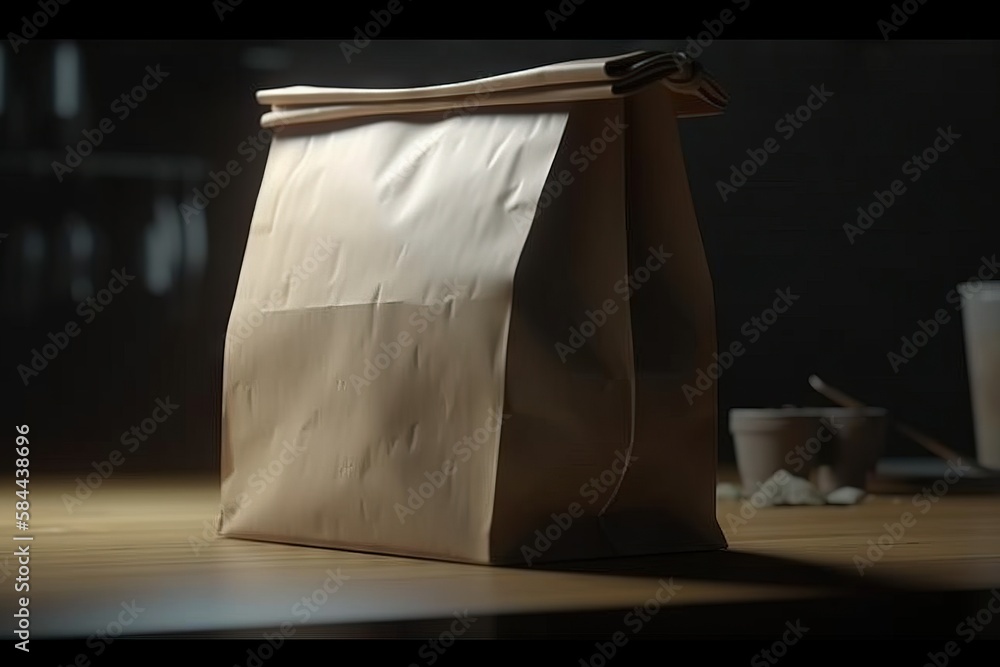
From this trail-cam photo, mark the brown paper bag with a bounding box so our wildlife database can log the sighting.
[219,51,728,564]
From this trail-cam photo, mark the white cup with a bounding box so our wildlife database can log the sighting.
[960,281,1000,470]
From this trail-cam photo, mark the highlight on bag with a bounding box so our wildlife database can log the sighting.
[219,51,730,565]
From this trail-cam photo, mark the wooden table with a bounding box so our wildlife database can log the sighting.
[14,471,1000,640]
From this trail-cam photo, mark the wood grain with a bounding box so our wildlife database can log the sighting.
[12,474,1000,638]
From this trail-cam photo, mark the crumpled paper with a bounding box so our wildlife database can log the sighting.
[716,473,868,506]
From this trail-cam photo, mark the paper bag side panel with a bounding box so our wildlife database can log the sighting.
[602,85,726,550]
[219,110,569,563]
[219,127,318,524]
[489,99,640,564]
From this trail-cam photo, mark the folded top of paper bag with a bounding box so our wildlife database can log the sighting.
[255,50,729,129]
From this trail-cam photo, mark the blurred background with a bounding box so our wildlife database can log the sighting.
[3,40,999,475]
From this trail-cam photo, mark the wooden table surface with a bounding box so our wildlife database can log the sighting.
[13,471,1000,639]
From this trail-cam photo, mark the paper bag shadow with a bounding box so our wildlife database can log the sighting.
[504,511,906,596]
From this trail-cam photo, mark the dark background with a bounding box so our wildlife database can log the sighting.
[3,40,998,474]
